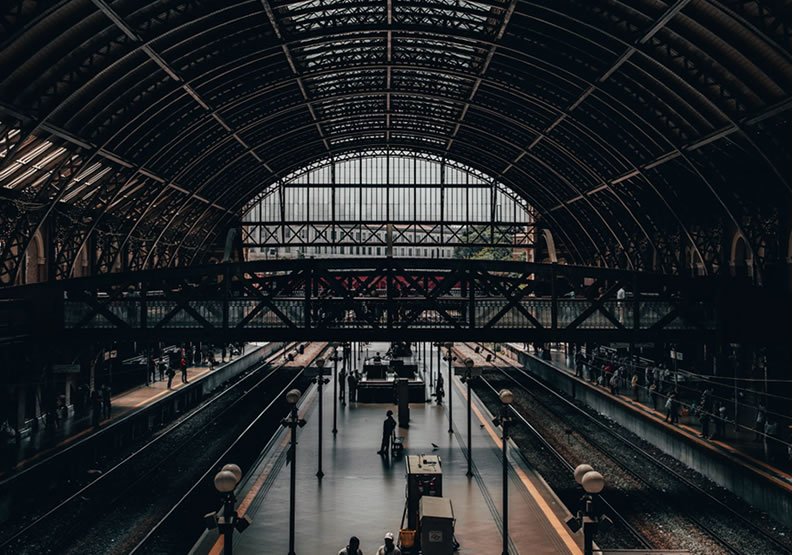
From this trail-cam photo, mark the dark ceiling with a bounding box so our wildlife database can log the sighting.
[0,0,790,281]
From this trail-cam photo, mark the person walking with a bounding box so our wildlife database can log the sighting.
[375,532,401,555]
[158,359,166,381]
[631,373,639,401]
[167,365,175,389]
[221,345,227,363]
[180,356,188,384]
[338,536,363,555]
[435,370,445,406]
[377,410,397,457]
[664,393,675,423]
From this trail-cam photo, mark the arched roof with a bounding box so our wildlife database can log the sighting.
[0,0,790,281]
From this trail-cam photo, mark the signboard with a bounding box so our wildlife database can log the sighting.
[303,365,320,378]
[669,350,683,361]
[104,350,118,361]
[53,364,81,374]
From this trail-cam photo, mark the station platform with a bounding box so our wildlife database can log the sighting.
[1,346,256,477]
[508,343,791,482]
[500,342,791,523]
[192,342,581,555]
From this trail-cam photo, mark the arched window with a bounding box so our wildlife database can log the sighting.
[243,150,535,260]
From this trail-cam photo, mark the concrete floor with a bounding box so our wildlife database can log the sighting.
[193,342,581,555]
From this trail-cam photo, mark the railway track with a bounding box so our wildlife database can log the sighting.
[0,342,326,555]
[464,342,790,555]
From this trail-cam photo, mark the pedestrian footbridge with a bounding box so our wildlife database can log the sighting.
[3,258,725,344]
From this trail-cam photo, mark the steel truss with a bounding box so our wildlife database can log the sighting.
[0,0,789,281]
[8,258,722,343]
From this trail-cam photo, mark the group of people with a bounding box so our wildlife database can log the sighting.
[572,346,790,464]
[338,532,401,555]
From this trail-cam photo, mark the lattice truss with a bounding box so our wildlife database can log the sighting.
[0,0,790,283]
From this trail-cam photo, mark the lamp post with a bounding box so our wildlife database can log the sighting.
[462,357,475,477]
[280,389,306,555]
[313,357,329,478]
[492,389,513,555]
[443,342,454,434]
[573,465,605,555]
[207,463,251,555]
[330,344,341,434]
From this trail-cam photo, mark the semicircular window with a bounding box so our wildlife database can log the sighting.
[243,150,536,260]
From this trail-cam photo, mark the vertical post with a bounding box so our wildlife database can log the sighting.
[316,376,324,479]
[304,267,311,330]
[288,407,297,555]
[501,413,509,555]
[223,495,235,555]
[222,265,231,331]
[550,263,558,331]
[583,517,594,555]
[447,346,453,434]
[468,268,476,329]
[467,377,473,477]
[332,348,338,435]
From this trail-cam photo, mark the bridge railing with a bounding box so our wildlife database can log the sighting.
[63,296,714,332]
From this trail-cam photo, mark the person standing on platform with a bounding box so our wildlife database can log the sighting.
[377,410,397,456]
[101,385,111,419]
[435,370,444,405]
[148,355,156,385]
[375,532,401,555]
[574,351,584,378]
[348,371,358,403]
[631,373,639,401]
[338,536,363,555]
[649,382,658,410]
[180,356,188,384]
[221,345,227,363]
[339,367,347,403]
[716,402,727,439]
[755,403,767,440]
[91,390,102,427]
[167,365,175,390]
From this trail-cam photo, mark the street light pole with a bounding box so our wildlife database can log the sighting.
[463,357,474,477]
[208,463,251,555]
[444,342,454,434]
[313,357,329,478]
[280,389,306,555]
[331,344,340,435]
[493,389,513,555]
[573,464,606,555]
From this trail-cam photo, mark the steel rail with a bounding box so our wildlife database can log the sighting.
[0,341,308,552]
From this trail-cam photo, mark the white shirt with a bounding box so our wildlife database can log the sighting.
[375,546,402,555]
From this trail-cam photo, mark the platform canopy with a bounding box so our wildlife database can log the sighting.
[0,0,790,282]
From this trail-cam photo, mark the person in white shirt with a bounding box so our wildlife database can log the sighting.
[375,532,401,555]
[338,536,363,555]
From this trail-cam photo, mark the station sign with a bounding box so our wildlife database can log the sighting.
[669,350,683,361]
[52,364,81,374]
